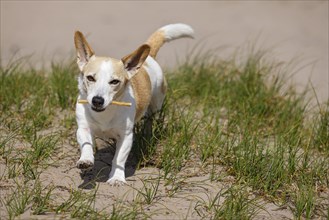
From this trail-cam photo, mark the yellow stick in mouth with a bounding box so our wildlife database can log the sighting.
[77,99,132,107]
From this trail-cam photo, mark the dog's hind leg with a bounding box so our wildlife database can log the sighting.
[142,108,155,143]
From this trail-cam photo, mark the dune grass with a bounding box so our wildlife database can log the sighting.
[0,48,328,219]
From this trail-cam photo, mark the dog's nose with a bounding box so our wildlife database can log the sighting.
[92,96,104,107]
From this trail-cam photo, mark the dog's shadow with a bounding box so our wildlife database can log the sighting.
[78,139,138,189]
[78,112,165,189]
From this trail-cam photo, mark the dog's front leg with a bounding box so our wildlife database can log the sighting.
[107,130,133,185]
[76,127,94,169]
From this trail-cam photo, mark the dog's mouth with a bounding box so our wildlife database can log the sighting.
[91,106,106,112]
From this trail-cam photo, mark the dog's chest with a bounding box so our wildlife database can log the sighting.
[86,108,130,136]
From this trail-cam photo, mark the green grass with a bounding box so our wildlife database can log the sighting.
[195,185,260,219]
[133,176,161,205]
[55,186,100,218]
[313,102,329,155]
[0,48,328,219]
[163,48,328,218]
[4,179,55,219]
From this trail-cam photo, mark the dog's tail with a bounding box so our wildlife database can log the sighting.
[146,23,194,58]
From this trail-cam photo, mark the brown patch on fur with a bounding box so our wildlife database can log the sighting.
[121,44,150,75]
[130,67,152,121]
[146,30,165,58]
[82,57,100,71]
[83,57,106,74]
[83,57,126,77]
[74,31,95,64]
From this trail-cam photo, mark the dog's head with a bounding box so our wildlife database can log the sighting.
[74,31,150,112]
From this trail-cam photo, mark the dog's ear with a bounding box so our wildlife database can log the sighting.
[74,31,95,71]
[121,44,150,79]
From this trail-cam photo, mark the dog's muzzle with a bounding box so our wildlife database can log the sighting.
[91,96,106,112]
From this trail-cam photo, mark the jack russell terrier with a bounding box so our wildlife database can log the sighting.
[74,23,194,185]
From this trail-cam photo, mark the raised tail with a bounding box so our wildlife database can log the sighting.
[146,23,194,58]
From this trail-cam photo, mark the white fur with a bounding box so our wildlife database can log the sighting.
[160,23,194,42]
[144,56,165,111]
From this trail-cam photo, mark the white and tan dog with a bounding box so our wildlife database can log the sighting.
[74,23,194,185]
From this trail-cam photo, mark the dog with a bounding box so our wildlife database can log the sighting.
[74,23,194,185]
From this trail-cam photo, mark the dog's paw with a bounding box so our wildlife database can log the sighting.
[106,177,127,186]
[76,159,94,170]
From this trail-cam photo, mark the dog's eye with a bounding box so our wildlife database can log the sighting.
[86,75,96,82]
[109,79,120,85]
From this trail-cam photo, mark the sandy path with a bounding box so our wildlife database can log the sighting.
[1,1,328,103]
